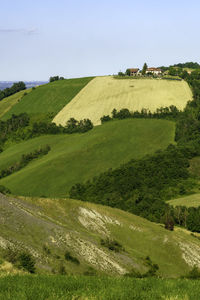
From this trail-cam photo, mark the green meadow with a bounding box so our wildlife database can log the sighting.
[1,275,200,300]
[0,118,175,197]
[0,89,31,119]
[168,193,200,208]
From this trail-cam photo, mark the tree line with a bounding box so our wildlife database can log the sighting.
[49,76,65,83]
[0,145,51,180]
[0,81,26,101]
[0,114,93,150]
[100,105,180,124]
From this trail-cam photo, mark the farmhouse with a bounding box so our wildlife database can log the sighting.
[130,68,140,76]
[146,68,162,75]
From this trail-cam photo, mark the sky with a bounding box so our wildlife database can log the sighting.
[0,0,200,81]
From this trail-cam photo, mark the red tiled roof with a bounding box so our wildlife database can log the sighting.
[147,68,162,71]
[130,68,139,72]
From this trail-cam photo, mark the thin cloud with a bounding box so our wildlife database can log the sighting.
[0,28,38,35]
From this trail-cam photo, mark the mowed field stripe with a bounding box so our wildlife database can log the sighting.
[53,76,192,126]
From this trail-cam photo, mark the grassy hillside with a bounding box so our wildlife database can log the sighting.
[0,89,31,119]
[1,193,200,278]
[53,76,192,126]
[1,276,200,300]
[2,77,93,121]
[168,193,200,208]
[0,119,175,197]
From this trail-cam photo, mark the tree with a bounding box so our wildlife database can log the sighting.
[163,210,174,231]
[118,71,125,76]
[125,69,131,76]
[142,63,148,75]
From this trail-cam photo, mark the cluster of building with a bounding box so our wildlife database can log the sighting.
[129,67,162,76]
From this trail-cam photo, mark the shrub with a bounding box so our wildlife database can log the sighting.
[17,252,36,273]
[0,185,11,194]
[100,238,123,252]
[64,251,80,265]
[143,256,159,277]
[185,266,200,279]
[4,248,36,273]
[100,115,112,124]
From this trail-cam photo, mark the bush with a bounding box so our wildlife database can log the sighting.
[64,251,80,265]
[4,248,35,273]
[0,185,11,194]
[100,115,112,124]
[125,256,159,278]
[18,252,36,273]
[100,238,123,252]
[185,266,200,279]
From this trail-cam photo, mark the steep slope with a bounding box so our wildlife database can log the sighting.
[0,193,200,277]
[2,77,93,121]
[0,119,175,197]
[53,76,192,126]
[0,89,31,119]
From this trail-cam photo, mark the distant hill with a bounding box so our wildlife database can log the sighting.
[0,81,47,90]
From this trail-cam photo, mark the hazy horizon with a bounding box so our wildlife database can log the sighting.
[1,0,200,81]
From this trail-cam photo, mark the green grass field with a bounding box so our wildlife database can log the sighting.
[1,77,93,121]
[1,193,200,278]
[53,76,192,126]
[1,275,200,300]
[168,193,200,208]
[0,119,175,197]
[0,89,31,119]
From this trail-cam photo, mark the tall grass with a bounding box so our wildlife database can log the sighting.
[0,275,200,300]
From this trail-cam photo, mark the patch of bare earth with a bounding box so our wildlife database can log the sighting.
[78,207,121,235]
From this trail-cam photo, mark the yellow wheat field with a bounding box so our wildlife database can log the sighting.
[53,76,192,126]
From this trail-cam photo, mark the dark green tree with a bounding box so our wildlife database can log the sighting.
[142,63,148,75]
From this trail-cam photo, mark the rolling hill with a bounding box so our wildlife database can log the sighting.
[0,192,200,278]
[0,89,31,119]
[0,118,175,197]
[168,193,200,208]
[2,77,93,121]
[53,76,192,126]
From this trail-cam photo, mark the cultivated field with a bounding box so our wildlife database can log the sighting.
[0,119,175,197]
[53,76,192,126]
[168,193,200,208]
[2,77,93,121]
